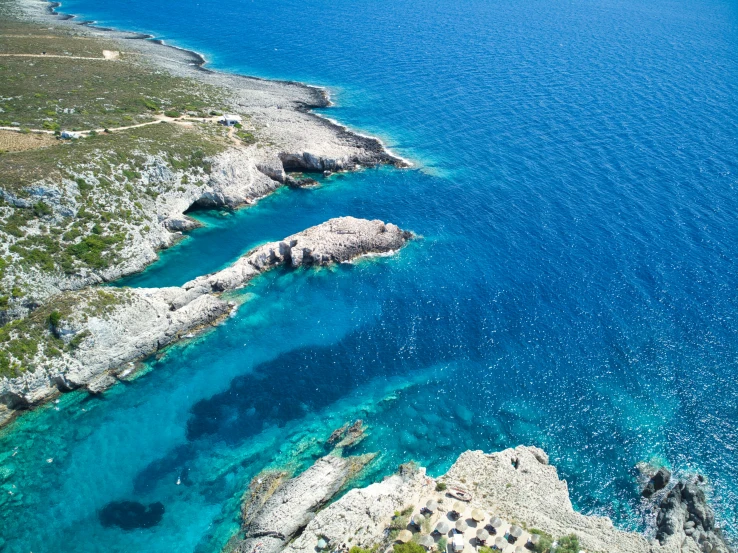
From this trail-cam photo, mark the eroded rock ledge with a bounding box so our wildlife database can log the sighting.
[0,217,412,427]
[230,446,733,553]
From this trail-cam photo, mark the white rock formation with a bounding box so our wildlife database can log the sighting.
[284,463,430,553]
[0,218,412,426]
[283,447,733,553]
[236,454,377,553]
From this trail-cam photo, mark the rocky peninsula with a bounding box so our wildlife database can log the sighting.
[0,217,412,425]
[228,445,733,553]
[0,0,413,427]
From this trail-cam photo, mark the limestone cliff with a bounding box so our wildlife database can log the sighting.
[233,447,733,553]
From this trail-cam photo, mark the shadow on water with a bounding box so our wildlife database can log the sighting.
[130,309,470,494]
[99,501,166,530]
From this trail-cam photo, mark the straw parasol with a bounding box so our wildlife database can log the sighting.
[515,547,526,553]
[418,535,435,550]
[489,516,503,528]
[452,501,465,515]
[528,534,541,545]
[476,528,490,542]
[397,530,413,543]
[494,536,508,549]
[426,499,439,512]
[455,519,469,532]
[509,525,523,539]
[471,509,485,522]
[435,520,451,534]
[317,538,328,550]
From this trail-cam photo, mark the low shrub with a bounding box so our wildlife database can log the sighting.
[556,534,579,553]
[393,543,424,553]
[529,529,553,553]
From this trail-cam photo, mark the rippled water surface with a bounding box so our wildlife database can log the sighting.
[2,0,738,551]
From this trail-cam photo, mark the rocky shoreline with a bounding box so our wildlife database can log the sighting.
[17,0,410,173]
[0,218,413,426]
[0,0,415,427]
[227,445,734,553]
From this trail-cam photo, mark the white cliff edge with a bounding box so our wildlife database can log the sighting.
[236,446,731,553]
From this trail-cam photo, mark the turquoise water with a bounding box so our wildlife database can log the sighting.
[2,0,738,551]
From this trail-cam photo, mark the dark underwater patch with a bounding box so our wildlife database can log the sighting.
[99,500,165,530]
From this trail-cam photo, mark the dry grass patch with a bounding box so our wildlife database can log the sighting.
[0,129,56,152]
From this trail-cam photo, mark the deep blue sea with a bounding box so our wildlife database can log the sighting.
[2,0,738,551]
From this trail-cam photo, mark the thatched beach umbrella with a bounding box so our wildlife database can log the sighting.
[397,530,413,543]
[471,509,485,522]
[476,528,490,542]
[509,525,523,539]
[489,516,503,528]
[418,535,435,550]
[426,499,439,512]
[455,519,469,533]
[435,520,451,534]
[528,534,541,546]
[494,536,508,550]
[451,501,465,515]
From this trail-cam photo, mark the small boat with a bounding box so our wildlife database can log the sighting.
[448,486,473,502]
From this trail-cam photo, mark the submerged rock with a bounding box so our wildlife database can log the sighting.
[327,419,366,449]
[98,500,165,530]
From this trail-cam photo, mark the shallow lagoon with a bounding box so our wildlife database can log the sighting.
[2,0,738,551]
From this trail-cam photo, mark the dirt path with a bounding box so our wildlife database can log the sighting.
[0,53,114,60]
[0,115,225,138]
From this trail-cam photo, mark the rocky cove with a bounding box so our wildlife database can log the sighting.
[1,0,737,552]
[0,0,413,427]
[228,444,733,553]
[0,217,413,425]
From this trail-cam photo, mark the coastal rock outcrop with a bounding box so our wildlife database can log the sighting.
[283,462,428,553]
[233,454,376,553]
[269,447,734,553]
[642,467,671,498]
[655,479,731,553]
[0,217,412,427]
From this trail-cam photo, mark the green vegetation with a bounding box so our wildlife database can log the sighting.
[0,121,230,279]
[0,20,225,131]
[393,544,424,553]
[388,505,415,540]
[529,529,554,553]
[435,481,447,492]
[236,129,257,145]
[348,546,378,553]
[437,537,447,552]
[0,18,245,377]
[555,534,580,553]
[0,289,129,377]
